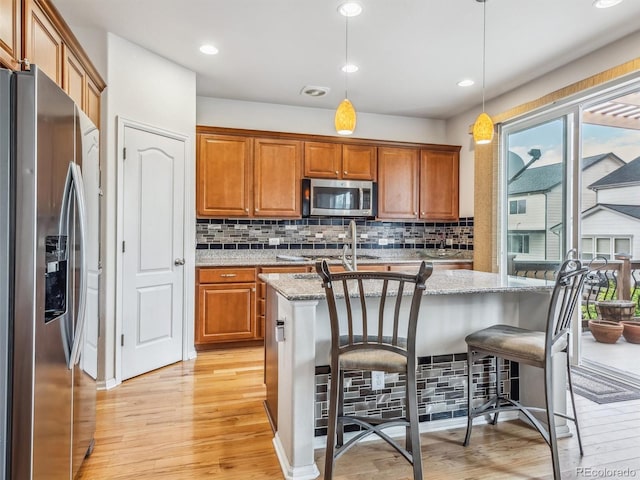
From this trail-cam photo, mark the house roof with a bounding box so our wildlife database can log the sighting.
[582,204,640,221]
[589,156,640,189]
[508,152,625,195]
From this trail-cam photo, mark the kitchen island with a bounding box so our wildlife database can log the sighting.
[262,268,560,480]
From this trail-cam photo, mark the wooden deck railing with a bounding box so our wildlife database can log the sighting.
[509,254,640,318]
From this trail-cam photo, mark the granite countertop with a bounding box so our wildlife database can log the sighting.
[196,248,473,267]
[259,269,553,301]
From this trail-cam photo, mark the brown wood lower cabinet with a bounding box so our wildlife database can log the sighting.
[196,267,258,348]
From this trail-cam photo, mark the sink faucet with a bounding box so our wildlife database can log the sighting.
[342,220,358,271]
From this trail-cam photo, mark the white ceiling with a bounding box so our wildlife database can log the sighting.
[52,0,640,120]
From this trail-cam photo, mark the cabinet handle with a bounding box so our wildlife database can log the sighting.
[255,208,260,212]
[220,273,237,278]
[245,208,249,212]
[344,171,348,175]
[174,258,185,266]
[335,170,339,175]
[413,212,417,216]
[421,211,425,215]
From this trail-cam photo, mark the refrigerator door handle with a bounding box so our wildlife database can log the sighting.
[68,162,88,369]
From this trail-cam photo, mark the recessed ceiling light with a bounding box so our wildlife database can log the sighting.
[593,0,623,7]
[338,2,363,17]
[341,64,359,73]
[199,44,219,55]
[457,79,475,87]
[300,85,330,97]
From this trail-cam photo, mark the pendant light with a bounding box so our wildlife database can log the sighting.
[473,0,494,145]
[335,3,360,135]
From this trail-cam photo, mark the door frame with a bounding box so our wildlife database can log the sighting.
[115,117,195,385]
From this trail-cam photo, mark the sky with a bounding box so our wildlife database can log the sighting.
[507,118,640,168]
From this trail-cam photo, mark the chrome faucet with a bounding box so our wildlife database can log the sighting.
[342,220,358,271]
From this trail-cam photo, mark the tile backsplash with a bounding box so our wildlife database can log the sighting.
[314,354,516,437]
[196,217,474,251]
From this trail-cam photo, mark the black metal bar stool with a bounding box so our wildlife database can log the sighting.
[316,260,433,480]
[463,256,589,479]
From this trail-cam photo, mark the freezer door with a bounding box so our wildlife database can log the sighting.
[1,68,12,480]
[12,67,76,480]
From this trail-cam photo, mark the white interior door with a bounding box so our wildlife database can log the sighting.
[121,123,185,380]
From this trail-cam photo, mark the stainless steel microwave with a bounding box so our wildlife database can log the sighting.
[302,178,377,217]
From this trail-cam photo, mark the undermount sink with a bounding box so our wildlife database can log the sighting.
[418,249,462,259]
[303,254,380,260]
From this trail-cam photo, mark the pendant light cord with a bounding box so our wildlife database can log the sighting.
[481,0,487,112]
[344,15,349,99]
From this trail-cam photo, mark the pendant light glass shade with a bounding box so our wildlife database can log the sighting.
[473,112,494,144]
[474,0,493,145]
[335,98,356,135]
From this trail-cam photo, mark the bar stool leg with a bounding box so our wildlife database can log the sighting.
[544,365,561,480]
[406,367,423,480]
[463,348,474,446]
[324,362,341,480]
[566,357,583,455]
[337,370,345,448]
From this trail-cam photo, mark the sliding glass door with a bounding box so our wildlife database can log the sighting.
[499,76,640,383]
[500,110,577,276]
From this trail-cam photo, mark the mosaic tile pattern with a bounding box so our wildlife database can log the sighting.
[313,354,517,436]
[196,217,474,251]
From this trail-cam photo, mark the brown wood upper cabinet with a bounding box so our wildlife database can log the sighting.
[0,0,21,69]
[377,145,460,221]
[24,0,64,85]
[197,134,302,218]
[197,134,252,217]
[419,148,460,221]
[377,146,420,219]
[304,141,376,180]
[254,138,302,217]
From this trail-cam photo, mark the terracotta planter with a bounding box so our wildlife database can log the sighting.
[595,300,636,323]
[588,319,623,344]
[621,319,640,344]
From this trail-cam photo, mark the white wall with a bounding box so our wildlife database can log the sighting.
[196,97,447,149]
[597,184,640,204]
[446,30,640,219]
[98,34,196,386]
[582,209,640,257]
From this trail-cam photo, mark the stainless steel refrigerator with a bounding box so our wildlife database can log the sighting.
[1,66,100,479]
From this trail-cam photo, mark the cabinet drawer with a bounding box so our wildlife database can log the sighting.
[198,267,257,284]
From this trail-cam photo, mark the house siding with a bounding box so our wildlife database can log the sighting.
[582,156,627,209]
[582,210,639,257]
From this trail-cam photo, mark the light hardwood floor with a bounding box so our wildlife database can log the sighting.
[77,347,640,479]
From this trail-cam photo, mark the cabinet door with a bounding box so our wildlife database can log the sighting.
[419,149,459,221]
[342,144,376,180]
[24,0,63,86]
[197,283,256,344]
[197,134,252,217]
[377,147,419,219]
[63,45,85,108]
[304,141,341,178]
[0,0,20,69]
[85,75,101,128]
[254,138,302,217]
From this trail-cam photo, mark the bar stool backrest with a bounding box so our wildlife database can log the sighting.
[316,260,433,362]
[546,257,590,353]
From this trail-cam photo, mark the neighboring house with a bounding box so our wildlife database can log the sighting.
[507,152,626,260]
[581,156,640,259]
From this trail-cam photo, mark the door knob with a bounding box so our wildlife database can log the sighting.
[174,258,185,266]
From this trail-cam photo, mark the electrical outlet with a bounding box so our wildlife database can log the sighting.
[338,233,346,239]
[269,238,280,246]
[315,233,324,238]
[446,238,453,246]
[378,238,388,246]
[360,233,368,239]
[371,371,385,390]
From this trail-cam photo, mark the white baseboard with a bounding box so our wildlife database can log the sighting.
[273,433,320,480]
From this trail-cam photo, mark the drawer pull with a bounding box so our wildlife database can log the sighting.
[220,273,237,278]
